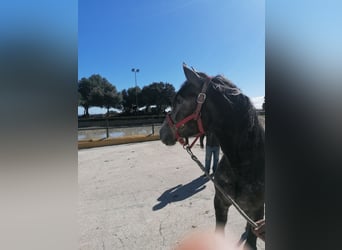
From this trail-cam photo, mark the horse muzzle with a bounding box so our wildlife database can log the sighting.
[159,120,178,146]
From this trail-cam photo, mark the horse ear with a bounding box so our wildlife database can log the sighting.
[183,63,201,84]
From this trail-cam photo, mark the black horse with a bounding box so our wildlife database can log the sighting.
[159,64,264,250]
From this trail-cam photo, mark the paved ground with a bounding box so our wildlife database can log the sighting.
[79,141,265,250]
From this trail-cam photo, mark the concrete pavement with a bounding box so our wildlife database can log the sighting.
[79,140,265,250]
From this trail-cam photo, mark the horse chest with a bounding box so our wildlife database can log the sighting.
[218,165,264,201]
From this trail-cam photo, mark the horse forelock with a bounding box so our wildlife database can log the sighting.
[211,75,241,95]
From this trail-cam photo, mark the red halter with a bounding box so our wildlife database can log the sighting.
[166,78,211,148]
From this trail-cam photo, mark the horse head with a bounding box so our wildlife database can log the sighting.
[160,63,254,148]
[160,63,211,146]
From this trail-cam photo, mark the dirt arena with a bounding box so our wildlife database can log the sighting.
[79,140,265,250]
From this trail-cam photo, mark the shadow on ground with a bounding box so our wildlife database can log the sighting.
[152,175,209,211]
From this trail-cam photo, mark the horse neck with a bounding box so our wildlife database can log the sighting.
[204,91,264,167]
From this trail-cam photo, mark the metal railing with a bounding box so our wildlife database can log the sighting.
[78,112,264,140]
[78,123,162,141]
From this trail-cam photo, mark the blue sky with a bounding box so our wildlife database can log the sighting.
[79,0,265,97]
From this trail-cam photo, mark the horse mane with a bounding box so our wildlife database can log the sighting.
[210,75,258,132]
[209,74,264,171]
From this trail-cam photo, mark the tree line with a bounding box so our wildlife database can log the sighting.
[78,74,176,117]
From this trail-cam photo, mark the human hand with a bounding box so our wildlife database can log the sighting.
[252,219,265,241]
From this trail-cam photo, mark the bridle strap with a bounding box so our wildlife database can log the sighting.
[193,79,210,119]
[166,77,211,148]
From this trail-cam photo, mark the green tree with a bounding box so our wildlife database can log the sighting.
[141,82,175,113]
[78,74,121,116]
[78,92,87,116]
[78,77,95,117]
[161,82,176,111]
[121,87,141,113]
[103,84,122,115]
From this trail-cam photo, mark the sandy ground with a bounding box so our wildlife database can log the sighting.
[78,140,265,250]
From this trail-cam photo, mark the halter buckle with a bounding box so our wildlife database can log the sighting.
[197,93,206,103]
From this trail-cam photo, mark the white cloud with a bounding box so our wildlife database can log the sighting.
[250,96,264,110]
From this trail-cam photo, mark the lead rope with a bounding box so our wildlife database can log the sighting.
[184,145,258,228]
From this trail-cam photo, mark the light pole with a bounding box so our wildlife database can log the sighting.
[131,68,140,110]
